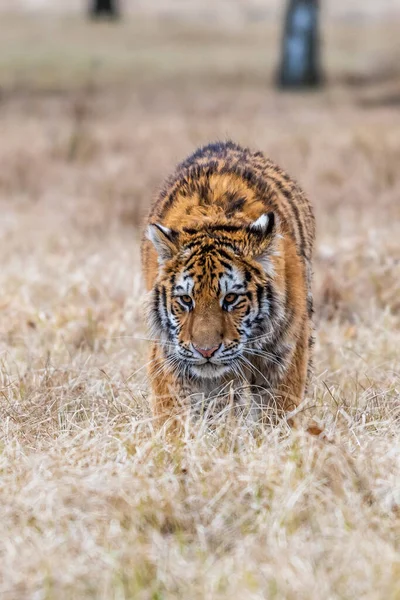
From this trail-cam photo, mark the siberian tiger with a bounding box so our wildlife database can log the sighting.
[141,141,315,428]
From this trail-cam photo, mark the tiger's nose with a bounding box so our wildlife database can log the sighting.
[193,344,220,358]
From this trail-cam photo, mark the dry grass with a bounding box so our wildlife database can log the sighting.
[0,14,399,600]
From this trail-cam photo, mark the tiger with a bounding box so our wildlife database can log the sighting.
[141,141,315,428]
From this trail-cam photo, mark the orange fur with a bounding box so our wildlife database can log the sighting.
[141,141,315,429]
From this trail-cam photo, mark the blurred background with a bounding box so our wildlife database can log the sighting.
[0,0,399,365]
[1,5,400,596]
[1,1,399,221]
[1,1,400,225]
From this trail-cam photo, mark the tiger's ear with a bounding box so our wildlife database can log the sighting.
[147,223,179,262]
[247,213,277,275]
[247,212,275,238]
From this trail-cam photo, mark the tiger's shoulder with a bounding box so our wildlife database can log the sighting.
[146,140,315,262]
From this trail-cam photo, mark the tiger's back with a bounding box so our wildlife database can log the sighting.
[142,141,315,426]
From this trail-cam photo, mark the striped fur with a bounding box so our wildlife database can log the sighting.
[141,141,315,427]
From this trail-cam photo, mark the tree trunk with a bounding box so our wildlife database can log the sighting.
[90,0,120,19]
[277,0,322,89]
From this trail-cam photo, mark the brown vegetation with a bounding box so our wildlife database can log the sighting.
[0,14,399,599]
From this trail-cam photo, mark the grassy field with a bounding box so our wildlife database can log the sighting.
[0,14,399,600]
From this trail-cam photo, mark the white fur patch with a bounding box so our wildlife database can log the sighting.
[146,223,171,245]
[146,224,174,263]
[250,213,269,231]
[256,255,275,277]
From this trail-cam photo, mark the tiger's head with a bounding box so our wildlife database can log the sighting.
[146,213,282,380]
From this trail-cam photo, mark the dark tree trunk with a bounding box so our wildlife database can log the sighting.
[277,0,322,89]
[90,0,120,19]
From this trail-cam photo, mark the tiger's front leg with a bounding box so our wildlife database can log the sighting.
[268,328,310,420]
[148,344,189,432]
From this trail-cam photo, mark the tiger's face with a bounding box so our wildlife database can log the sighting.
[147,214,280,380]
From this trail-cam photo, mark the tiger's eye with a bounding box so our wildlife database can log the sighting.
[224,293,238,305]
[180,295,193,306]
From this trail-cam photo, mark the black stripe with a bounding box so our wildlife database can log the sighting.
[226,197,245,217]
[307,295,314,318]
[256,285,264,311]
[235,300,247,310]
[183,238,207,251]
[244,269,252,282]
[265,282,274,311]
[152,287,162,330]
[161,286,168,329]
[219,259,233,271]
[208,224,243,233]
[216,248,236,262]
[272,176,306,255]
